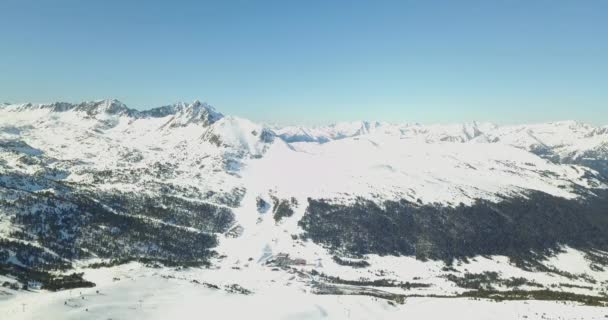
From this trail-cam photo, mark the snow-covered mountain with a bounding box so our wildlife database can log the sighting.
[276,120,608,186]
[2,99,608,317]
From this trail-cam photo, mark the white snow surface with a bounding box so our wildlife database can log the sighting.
[1,261,607,320]
[245,133,599,205]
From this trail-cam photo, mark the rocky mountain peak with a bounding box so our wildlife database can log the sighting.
[146,100,224,127]
[74,99,133,116]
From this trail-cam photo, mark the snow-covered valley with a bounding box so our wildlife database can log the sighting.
[2,99,608,319]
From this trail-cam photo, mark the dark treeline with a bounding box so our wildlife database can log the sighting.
[299,189,608,263]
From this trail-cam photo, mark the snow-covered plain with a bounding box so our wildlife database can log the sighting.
[1,262,607,320]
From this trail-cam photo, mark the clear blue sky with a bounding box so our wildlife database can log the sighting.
[1,0,606,125]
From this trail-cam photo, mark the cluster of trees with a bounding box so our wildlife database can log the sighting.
[1,262,92,291]
[0,238,71,270]
[92,191,235,233]
[320,272,431,289]
[41,272,95,291]
[445,272,543,291]
[299,189,608,263]
[332,256,370,268]
[72,193,220,263]
[1,175,232,281]
[271,196,298,222]
[461,289,608,307]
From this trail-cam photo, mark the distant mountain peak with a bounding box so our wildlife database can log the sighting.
[141,100,224,127]
[75,99,132,115]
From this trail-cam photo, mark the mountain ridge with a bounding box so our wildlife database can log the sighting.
[4,98,606,132]
[1,99,223,125]
[3,98,608,177]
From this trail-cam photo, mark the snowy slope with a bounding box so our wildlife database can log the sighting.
[244,132,602,206]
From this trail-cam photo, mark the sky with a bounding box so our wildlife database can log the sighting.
[0,0,606,125]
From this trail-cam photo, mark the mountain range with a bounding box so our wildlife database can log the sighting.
[1,99,608,317]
